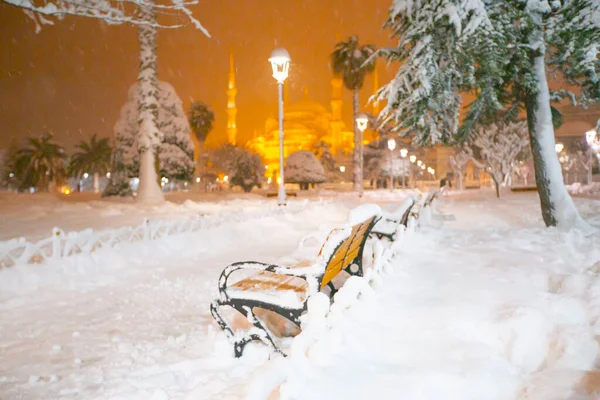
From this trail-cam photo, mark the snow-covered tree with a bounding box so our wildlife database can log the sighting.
[8,0,209,203]
[211,144,265,193]
[378,0,600,230]
[472,121,529,198]
[449,147,473,191]
[105,80,194,196]
[331,36,376,195]
[285,150,326,190]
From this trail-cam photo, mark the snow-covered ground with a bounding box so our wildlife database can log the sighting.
[1,189,600,399]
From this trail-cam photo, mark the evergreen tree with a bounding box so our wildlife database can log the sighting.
[106,80,195,197]
[188,101,215,177]
[211,144,265,193]
[69,134,112,193]
[378,0,600,229]
[14,133,66,192]
[331,36,376,195]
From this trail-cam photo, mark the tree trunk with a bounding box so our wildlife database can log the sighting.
[352,89,362,195]
[199,139,205,178]
[136,1,164,203]
[93,172,99,193]
[493,178,500,198]
[525,54,587,230]
[458,172,463,191]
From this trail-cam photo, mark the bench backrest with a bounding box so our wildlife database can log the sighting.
[318,215,379,289]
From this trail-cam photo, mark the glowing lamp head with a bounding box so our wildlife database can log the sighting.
[387,139,396,151]
[223,175,229,182]
[356,113,369,132]
[269,48,291,83]
[586,130,597,145]
[555,143,564,153]
[340,166,346,173]
[409,155,416,163]
[400,148,408,158]
[83,173,89,179]
[196,177,201,183]
[421,164,426,170]
[417,160,422,167]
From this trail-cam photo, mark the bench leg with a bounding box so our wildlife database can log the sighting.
[210,299,285,358]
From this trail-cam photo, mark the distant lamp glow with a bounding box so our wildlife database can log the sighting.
[9,173,14,178]
[223,175,229,182]
[63,188,71,195]
[555,143,564,153]
[269,48,291,84]
[417,160,422,167]
[400,148,408,158]
[106,172,111,178]
[83,173,89,179]
[586,130,597,145]
[387,139,396,151]
[277,177,281,184]
[265,165,269,169]
[340,166,346,173]
[409,155,416,163]
[421,164,426,170]
[196,177,201,183]
[356,113,369,132]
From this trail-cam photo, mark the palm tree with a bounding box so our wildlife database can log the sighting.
[69,134,112,193]
[188,101,215,178]
[15,134,66,192]
[331,36,376,194]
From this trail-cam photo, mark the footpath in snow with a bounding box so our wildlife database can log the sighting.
[0,190,599,399]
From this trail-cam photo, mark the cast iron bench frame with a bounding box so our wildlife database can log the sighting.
[210,215,380,357]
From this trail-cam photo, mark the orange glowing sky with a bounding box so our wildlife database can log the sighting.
[0,0,396,151]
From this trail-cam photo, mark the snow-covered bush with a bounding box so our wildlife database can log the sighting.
[211,144,265,193]
[285,151,326,190]
[108,80,195,196]
[473,121,529,198]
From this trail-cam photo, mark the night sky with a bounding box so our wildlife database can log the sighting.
[0,0,395,151]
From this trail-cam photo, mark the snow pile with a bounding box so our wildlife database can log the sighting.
[567,182,600,196]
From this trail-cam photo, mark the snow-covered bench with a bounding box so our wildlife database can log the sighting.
[210,215,380,357]
[370,197,416,242]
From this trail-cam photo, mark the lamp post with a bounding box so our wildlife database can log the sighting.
[356,113,369,197]
[400,148,408,187]
[409,155,416,188]
[387,138,396,191]
[269,48,291,206]
[586,130,598,185]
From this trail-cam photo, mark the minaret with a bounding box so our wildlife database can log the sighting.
[226,51,237,145]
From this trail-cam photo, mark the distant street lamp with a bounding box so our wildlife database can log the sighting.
[269,48,291,206]
[417,160,422,167]
[387,138,396,191]
[340,166,346,173]
[409,155,416,188]
[399,148,408,187]
[585,129,598,185]
[555,143,564,153]
[356,113,369,197]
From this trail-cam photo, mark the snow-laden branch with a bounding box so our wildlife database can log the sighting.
[3,0,210,35]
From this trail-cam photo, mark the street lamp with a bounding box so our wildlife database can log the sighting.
[399,148,408,187]
[417,160,422,167]
[555,143,564,153]
[269,48,291,206]
[387,138,396,191]
[585,129,598,185]
[409,155,416,188]
[356,113,369,197]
